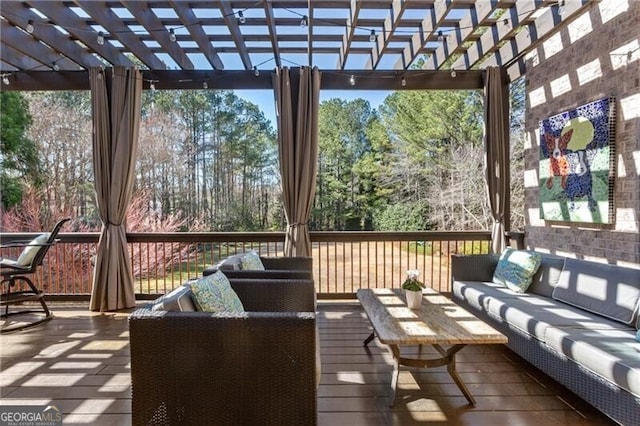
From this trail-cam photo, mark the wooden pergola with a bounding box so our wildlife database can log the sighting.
[0,0,594,91]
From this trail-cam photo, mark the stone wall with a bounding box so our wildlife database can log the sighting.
[523,0,639,267]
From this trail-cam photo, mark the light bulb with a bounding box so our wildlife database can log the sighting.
[169,28,176,42]
[26,20,34,34]
[238,11,246,24]
[2,75,10,85]
[253,66,260,77]
[401,76,407,87]
[97,31,104,45]
[300,15,308,28]
[437,30,444,42]
[203,81,208,89]
[369,29,376,43]
[349,74,355,86]
[52,62,60,71]
[150,82,156,91]
[450,68,457,78]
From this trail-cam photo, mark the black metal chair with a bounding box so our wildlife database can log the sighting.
[1,218,70,333]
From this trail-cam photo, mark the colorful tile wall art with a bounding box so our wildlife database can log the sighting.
[539,97,616,224]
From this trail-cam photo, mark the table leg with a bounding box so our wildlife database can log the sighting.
[389,345,400,407]
[363,332,375,346]
[388,343,476,407]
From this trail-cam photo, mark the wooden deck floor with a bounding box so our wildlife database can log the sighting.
[0,301,615,425]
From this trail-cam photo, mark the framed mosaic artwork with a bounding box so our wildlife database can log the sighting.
[538,97,616,224]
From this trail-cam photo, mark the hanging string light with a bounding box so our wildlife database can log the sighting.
[97,31,104,45]
[2,75,10,85]
[437,30,444,42]
[238,11,246,24]
[349,74,356,86]
[300,15,308,28]
[450,68,457,78]
[369,29,377,43]
[51,62,60,71]
[203,81,208,89]
[169,28,176,42]
[253,66,260,76]
[26,20,34,34]
[401,76,407,87]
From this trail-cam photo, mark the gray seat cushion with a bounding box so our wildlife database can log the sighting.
[544,326,640,397]
[486,294,632,340]
[552,259,640,325]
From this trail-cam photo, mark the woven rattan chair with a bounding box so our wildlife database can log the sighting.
[203,255,313,280]
[0,218,70,333]
[129,277,317,425]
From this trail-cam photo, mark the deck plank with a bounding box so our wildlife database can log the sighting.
[0,302,616,425]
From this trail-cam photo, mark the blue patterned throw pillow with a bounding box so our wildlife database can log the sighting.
[240,251,265,270]
[492,248,542,293]
[190,271,244,313]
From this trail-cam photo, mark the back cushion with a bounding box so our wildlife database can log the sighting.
[16,233,50,266]
[528,255,566,298]
[552,258,640,325]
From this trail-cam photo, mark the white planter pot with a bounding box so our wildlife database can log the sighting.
[405,290,423,309]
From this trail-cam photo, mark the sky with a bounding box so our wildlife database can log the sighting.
[234,89,392,127]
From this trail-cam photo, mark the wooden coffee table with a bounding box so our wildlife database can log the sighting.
[356,288,507,407]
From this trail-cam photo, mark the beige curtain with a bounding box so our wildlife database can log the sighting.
[89,66,141,311]
[483,67,510,253]
[273,66,321,257]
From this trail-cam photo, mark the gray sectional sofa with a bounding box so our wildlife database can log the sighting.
[451,253,640,426]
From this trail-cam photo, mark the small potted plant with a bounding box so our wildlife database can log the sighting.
[402,269,425,309]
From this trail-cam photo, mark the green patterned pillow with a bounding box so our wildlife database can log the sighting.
[492,248,542,293]
[190,271,244,313]
[240,251,265,270]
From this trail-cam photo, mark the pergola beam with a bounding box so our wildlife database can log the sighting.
[393,0,454,70]
[171,0,224,70]
[121,0,194,70]
[219,0,253,70]
[1,1,103,69]
[422,0,507,70]
[365,0,411,70]
[0,20,79,71]
[263,0,282,68]
[2,68,484,92]
[482,0,594,80]
[25,0,132,67]
[75,1,167,71]
[337,0,362,69]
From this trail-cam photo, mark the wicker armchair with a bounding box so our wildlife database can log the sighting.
[129,278,317,426]
[203,256,313,280]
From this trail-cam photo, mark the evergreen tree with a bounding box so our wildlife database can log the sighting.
[0,92,40,209]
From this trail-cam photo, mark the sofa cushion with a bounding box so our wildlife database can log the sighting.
[492,248,542,293]
[216,253,244,271]
[16,233,50,266]
[528,255,565,298]
[190,271,244,313]
[151,284,196,312]
[486,294,632,341]
[241,251,265,270]
[544,326,640,397]
[552,259,640,325]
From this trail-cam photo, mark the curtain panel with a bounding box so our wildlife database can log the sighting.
[273,66,321,257]
[89,66,141,311]
[483,66,511,254]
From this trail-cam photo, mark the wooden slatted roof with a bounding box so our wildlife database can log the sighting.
[0,0,594,90]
